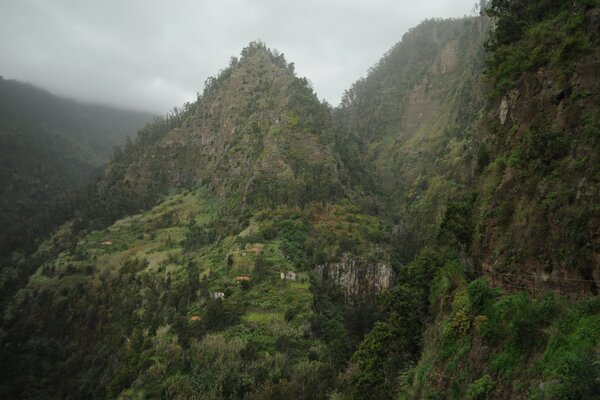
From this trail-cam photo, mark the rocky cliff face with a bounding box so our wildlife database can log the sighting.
[472,8,600,296]
[315,253,394,304]
[335,17,490,260]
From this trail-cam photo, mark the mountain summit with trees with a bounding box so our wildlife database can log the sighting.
[1,1,599,398]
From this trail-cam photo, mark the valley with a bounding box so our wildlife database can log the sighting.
[1,1,599,399]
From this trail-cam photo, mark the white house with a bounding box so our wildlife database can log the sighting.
[280,271,297,281]
[210,291,225,299]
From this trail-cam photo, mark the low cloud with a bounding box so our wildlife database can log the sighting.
[0,0,477,113]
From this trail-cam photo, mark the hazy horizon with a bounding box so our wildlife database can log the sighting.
[1,0,478,114]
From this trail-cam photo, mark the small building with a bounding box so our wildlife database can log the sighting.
[235,275,251,282]
[101,240,113,246]
[245,245,262,254]
[280,271,297,281]
[190,315,201,321]
[210,291,225,299]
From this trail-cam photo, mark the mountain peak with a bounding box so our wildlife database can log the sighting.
[102,42,342,212]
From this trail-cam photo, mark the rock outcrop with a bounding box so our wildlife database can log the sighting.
[315,253,394,304]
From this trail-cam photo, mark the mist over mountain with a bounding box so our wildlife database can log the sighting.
[1,1,599,399]
[0,77,154,254]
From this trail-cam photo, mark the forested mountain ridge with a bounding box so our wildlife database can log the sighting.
[335,16,489,261]
[0,42,393,399]
[0,77,154,165]
[1,1,600,399]
[99,42,343,215]
[0,77,154,255]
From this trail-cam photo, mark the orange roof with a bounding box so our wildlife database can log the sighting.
[190,315,201,321]
[234,275,251,281]
[246,246,261,254]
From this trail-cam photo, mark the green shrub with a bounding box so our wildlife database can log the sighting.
[540,297,600,399]
[466,374,495,400]
[467,279,497,315]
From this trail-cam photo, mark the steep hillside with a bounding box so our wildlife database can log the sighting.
[336,16,489,260]
[385,2,600,399]
[1,3,599,399]
[472,0,600,294]
[0,43,393,399]
[0,77,154,254]
[100,42,342,216]
[331,4,600,399]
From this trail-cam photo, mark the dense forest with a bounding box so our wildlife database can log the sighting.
[1,0,599,399]
[0,77,154,256]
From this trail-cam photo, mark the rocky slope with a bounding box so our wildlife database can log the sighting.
[315,254,394,304]
[472,1,600,296]
[336,16,490,260]
[101,42,342,212]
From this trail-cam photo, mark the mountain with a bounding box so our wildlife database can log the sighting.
[99,42,342,216]
[343,2,600,398]
[472,2,600,293]
[0,77,155,254]
[0,42,393,399]
[1,1,600,399]
[335,16,489,260]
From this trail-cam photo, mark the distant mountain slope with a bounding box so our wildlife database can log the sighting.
[0,77,154,165]
[335,17,489,260]
[0,77,154,254]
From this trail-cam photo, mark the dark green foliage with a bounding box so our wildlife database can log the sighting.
[485,0,568,49]
[348,286,427,399]
[184,220,217,250]
[345,248,451,398]
[466,278,498,315]
[485,0,600,93]
[256,217,310,267]
[0,77,153,256]
[348,321,397,399]
[408,271,600,399]
[539,297,600,399]
[466,374,494,400]
[204,299,239,331]
[478,291,557,352]
[438,196,476,249]
[2,3,600,398]
[396,247,450,301]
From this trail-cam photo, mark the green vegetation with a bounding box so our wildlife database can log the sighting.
[2,3,600,399]
[0,77,154,256]
[345,249,446,399]
[486,0,600,93]
[335,16,489,261]
[0,182,394,398]
[403,269,600,399]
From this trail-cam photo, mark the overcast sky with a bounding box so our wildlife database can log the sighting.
[1,0,477,114]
